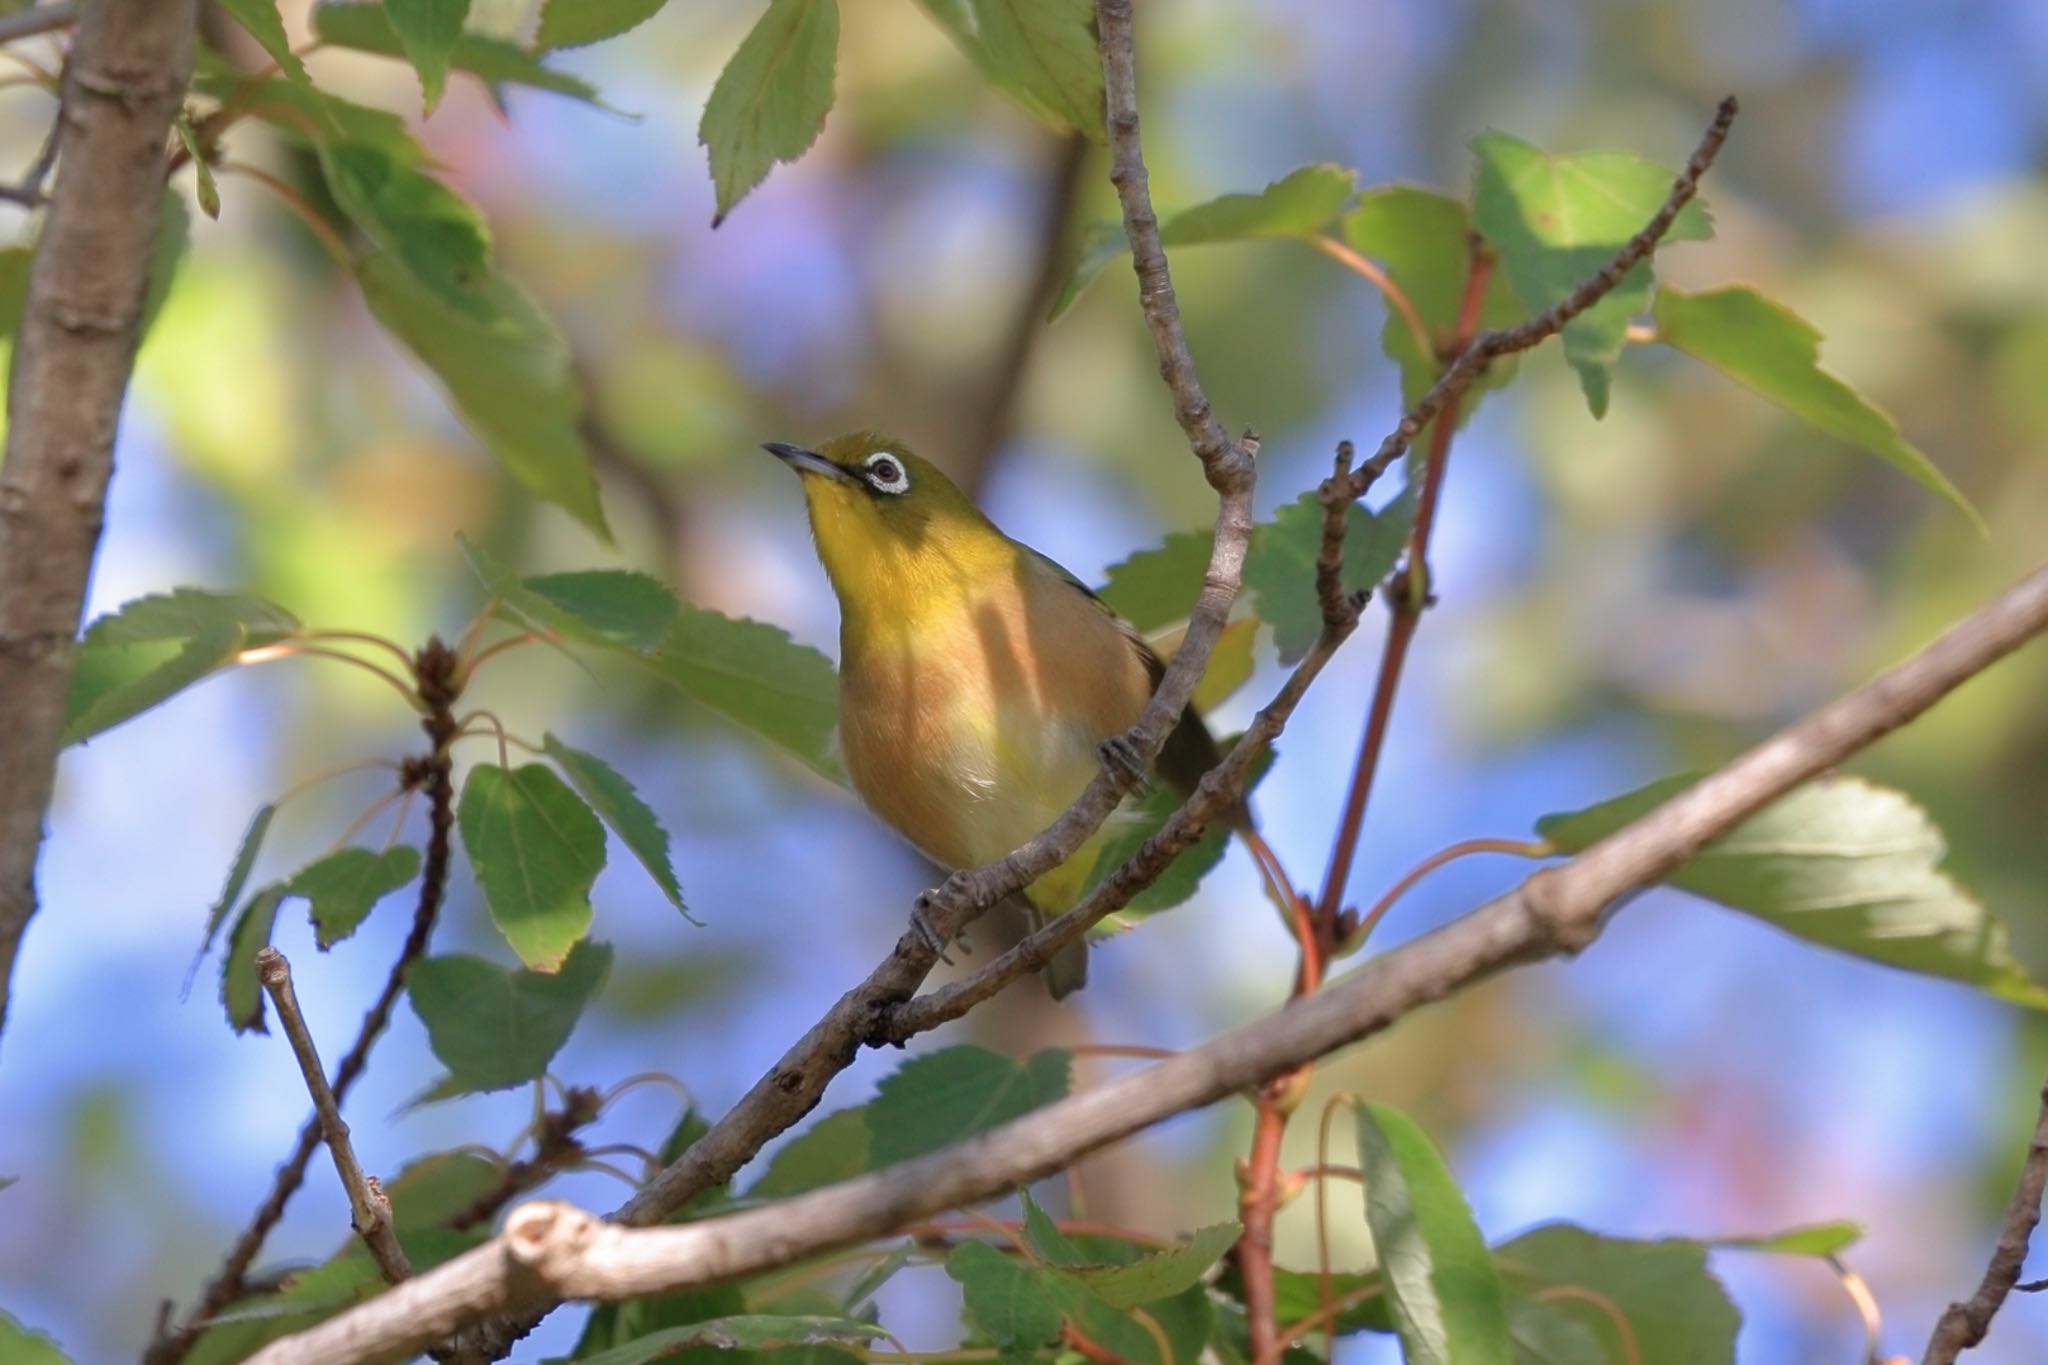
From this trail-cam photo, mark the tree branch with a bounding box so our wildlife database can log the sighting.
[254,947,414,1287]
[1922,1068,2048,1363]
[245,555,2048,1365]
[0,3,76,48]
[0,0,197,1053]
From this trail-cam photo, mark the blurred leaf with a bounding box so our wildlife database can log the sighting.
[0,1310,73,1365]
[1185,616,1259,713]
[535,0,670,50]
[573,1315,892,1365]
[642,604,843,781]
[1355,1100,1513,1365]
[1653,284,1982,529]
[316,138,493,318]
[0,1175,13,1193]
[406,940,612,1092]
[1100,528,1210,633]
[1504,1299,1603,1365]
[382,0,472,111]
[458,762,606,969]
[194,804,278,975]
[1053,165,1354,319]
[846,1242,915,1313]
[315,3,607,106]
[748,1106,872,1198]
[1066,1224,1241,1307]
[176,118,221,219]
[948,1240,1064,1351]
[1082,735,1274,916]
[1493,1225,1738,1365]
[360,254,608,536]
[188,1232,480,1363]
[218,0,308,81]
[284,846,423,948]
[1020,1189,1084,1265]
[544,734,695,923]
[574,1281,748,1357]
[915,0,1102,141]
[142,191,191,342]
[220,886,286,1034]
[1053,1237,1216,1365]
[384,1150,504,1228]
[1471,132,1712,416]
[1711,1221,1863,1257]
[1253,1265,1388,1335]
[0,245,30,341]
[63,589,300,746]
[699,0,838,225]
[869,1046,1069,1165]
[1537,775,2048,1008]
[1342,186,1525,407]
[1245,485,1416,664]
[460,542,677,653]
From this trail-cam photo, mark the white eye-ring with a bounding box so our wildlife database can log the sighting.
[862,451,911,495]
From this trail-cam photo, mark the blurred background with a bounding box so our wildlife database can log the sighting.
[3,0,2048,1360]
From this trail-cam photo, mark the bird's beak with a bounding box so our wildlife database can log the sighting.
[762,441,853,483]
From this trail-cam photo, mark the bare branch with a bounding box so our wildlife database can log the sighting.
[248,561,2048,1365]
[0,0,196,1052]
[253,947,414,1287]
[1922,1069,2048,1363]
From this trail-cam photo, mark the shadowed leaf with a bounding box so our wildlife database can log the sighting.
[315,3,606,106]
[1246,485,1416,664]
[748,1106,872,1198]
[285,846,423,948]
[870,1046,1069,1166]
[406,940,612,1092]
[572,1314,892,1365]
[458,763,606,969]
[948,1240,1063,1352]
[1493,1225,1738,1365]
[220,887,286,1034]
[64,590,299,746]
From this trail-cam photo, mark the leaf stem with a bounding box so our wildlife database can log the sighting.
[1346,836,1553,952]
[235,641,424,711]
[1308,234,1437,370]
[214,161,356,271]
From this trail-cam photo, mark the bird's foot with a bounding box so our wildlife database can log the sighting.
[910,891,958,965]
[1098,735,1154,794]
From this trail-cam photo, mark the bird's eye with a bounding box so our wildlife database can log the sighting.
[863,452,910,495]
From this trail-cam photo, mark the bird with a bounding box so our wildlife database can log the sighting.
[764,431,1240,997]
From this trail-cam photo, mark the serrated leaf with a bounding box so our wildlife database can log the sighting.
[1536,775,2048,1007]
[1245,485,1416,664]
[194,805,277,978]
[1653,284,1981,529]
[535,0,669,50]
[1471,132,1712,416]
[1356,1101,1513,1365]
[1020,1189,1084,1266]
[643,603,843,781]
[459,542,677,654]
[869,1046,1069,1166]
[315,3,606,106]
[63,590,300,746]
[1341,186,1526,409]
[1053,165,1354,319]
[699,0,838,225]
[284,846,422,948]
[458,763,606,969]
[361,254,608,536]
[383,0,472,111]
[1067,1224,1241,1307]
[544,734,694,922]
[916,0,1102,140]
[220,886,286,1034]
[573,1314,891,1365]
[948,1240,1065,1351]
[1710,1221,1863,1257]
[316,137,493,319]
[218,0,308,81]
[406,940,612,1092]
[1493,1225,1738,1365]
[1099,528,1211,633]
[748,1106,872,1198]
[1081,734,1276,916]
[1051,1235,1217,1365]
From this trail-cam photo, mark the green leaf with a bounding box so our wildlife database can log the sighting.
[458,763,607,969]
[699,0,838,226]
[1710,1221,1863,1258]
[1652,284,1982,529]
[915,0,1102,140]
[459,542,678,653]
[1255,1266,1388,1336]
[643,604,843,781]
[315,4,607,107]
[284,846,423,948]
[572,1315,892,1365]
[360,254,608,536]
[1536,775,2048,1008]
[869,1046,1070,1166]
[1471,132,1712,416]
[1051,1239,1216,1365]
[176,118,221,219]
[1099,528,1210,633]
[193,804,278,977]
[1493,1225,1738,1365]
[1081,734,1276,916]
[1067,1224,1241,1307]
[218,0,309,81]
[383,0,473,111]
[1020,1189,1085,1266]
[406,940,612,1092]
[1355,1101,1513,1365]
[1053,165,1354,320]
[316,137,494,319]
[1504,1299,1603,1365]
[142,191,191,344]
[64,589,300,746]
[544,734,695,923]
[1341,186,1526,408]
[383,1150,505,1229]
[1245,485,1416,664]
[0,245,31,343]
[535,0,670,50]
[845,1242,915,1313]
[948,1240,1065,1351]
[748,1106,872,1198]
[0,1311,73,1365]
[220,886,287,1034]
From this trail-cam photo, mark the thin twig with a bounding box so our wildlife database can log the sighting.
[1922,1073,2048,1363]
[1308,235,1436,370]
[253,948,413,1286]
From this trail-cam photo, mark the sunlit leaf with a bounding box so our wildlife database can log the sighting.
[284,846,422,948]
[1355,1101,1513,1365]
[1245,485,1416,664]
[948,1240,1064,1352]
[534,0,670,50]
[915,0,1102,141]
[1653,284,1982,529]
[544,733,695,923]
[64,590,300,746]
[1471,132,1712,416]
[382,0,473,111]
[220,886,286,1034]
[699,0,838,225]
[218,0,308,82]
[1711,1221,1863,1257]
[1493,1225,1738,1365]
[458,763,606,969]
[315,3,606,106]
[869,1046,1069,1166]
[1537,775,2048,1008]
[406,940,612,1092]
[643,604,843,782]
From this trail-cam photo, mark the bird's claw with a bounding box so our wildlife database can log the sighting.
[911,892,958,966]
[1098,735,1153,794]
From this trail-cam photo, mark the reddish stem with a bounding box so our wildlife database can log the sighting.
[1238,1100,1292,1361]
